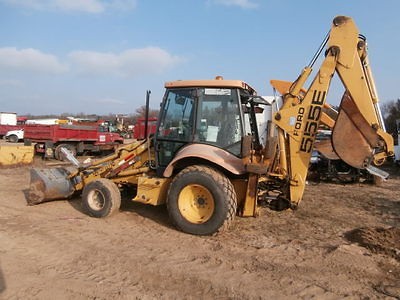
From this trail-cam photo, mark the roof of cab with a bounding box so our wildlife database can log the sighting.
[164,76,257,95]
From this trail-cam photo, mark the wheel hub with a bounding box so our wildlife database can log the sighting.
[196,197,206,206]
[178,184,215,224]
[87,190,106,211]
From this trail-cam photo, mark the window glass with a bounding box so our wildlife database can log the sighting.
[156,89,195,167]
[196,88,242,155]
[156,87,244,168]
[158,89,194,142]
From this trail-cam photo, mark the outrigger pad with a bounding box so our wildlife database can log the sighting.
[27,168,75,205]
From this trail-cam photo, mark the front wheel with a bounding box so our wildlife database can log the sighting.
[8,135,19,143]
[167,165,237,235]
[82,178,121,218]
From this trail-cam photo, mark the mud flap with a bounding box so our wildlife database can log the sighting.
[332,93,379,169]
[27,168,76,205]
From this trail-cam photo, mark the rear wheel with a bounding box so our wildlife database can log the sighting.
[167,165,237,235]
[55,144,77,161]
[82,178,121,218]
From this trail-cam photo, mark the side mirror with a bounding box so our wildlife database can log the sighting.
[249,96,269,105]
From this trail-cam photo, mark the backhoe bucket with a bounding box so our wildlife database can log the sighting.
[332,93,380,169]
[27,168,75,205]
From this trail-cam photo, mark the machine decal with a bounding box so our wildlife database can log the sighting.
[300,90,326,153]
[293,107,305,137]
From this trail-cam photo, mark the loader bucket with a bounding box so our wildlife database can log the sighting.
[27,168,75,205]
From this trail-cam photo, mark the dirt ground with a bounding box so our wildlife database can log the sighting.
[0,146,399,299]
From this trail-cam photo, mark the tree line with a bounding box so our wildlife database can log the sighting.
[22,105,160,127]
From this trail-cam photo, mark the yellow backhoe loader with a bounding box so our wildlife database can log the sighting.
[27,16,394,235]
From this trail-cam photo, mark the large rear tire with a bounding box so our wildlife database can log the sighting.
[167,165,237,235]
[82,178,121,218]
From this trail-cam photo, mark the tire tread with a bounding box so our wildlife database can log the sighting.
[82,178,121,218]
[167,165,237,235]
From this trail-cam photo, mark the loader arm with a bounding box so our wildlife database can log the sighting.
[28,139,153,204]
[272,16,394,207]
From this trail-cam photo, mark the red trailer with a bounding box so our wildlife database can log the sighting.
[24,123,124,160]
[133,117,157,140]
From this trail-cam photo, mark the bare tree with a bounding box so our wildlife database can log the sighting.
[381,98,400,144]
[132,105,159,123]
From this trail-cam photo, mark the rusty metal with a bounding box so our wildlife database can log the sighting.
[314,139,340,160]
[163,144,246,178]
[27,168,75,205]
[333,15,349,27]
[332,93,378,169]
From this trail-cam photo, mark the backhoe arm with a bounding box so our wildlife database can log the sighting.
[330,17,394,168]
[272,16,394,207]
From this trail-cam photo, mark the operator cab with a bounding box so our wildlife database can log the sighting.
[154,77,269,174]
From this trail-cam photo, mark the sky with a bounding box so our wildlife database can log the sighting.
[0,0,399,116]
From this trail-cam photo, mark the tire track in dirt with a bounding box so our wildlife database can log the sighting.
[1,166,399,299]
[2,195,308,299]
[1,201,253,298]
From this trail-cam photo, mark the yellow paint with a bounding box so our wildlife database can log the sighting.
[0,145,34,167]
[177,184,215,223]
[133,176,171,206]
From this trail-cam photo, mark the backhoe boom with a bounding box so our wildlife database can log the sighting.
[272,16,394,206]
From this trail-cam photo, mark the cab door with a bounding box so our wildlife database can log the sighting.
[155,88,195,173]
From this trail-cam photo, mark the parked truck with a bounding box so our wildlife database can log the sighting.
[5,118,69,143]
[133,117,158,140]
[24,122,124,160]
[0,112,26,138]
[4,128,24,143]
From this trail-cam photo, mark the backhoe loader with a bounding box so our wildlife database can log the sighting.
[27,16,394,235]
